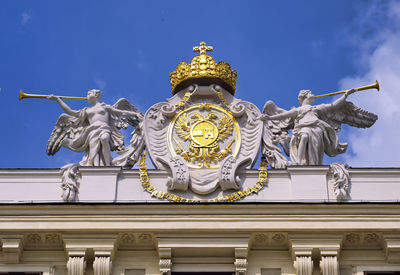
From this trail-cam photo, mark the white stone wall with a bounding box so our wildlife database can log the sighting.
[0,167,399,203]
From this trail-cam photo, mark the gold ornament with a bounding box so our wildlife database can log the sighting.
[170,42,237,95]
[168,104,240,168]
[138,151,268,203]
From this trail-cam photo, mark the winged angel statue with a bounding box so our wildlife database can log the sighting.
[259,89,378,167]
[47,89,144,168]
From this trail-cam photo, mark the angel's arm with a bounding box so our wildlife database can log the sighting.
[107,106,143,119]
[259,108,298,121]
[48,95,80,117]
[319,89,357,111]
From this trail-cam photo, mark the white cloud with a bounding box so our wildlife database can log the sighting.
[339,1,400,166]
[93,77,107,92]
[21,11,32,26]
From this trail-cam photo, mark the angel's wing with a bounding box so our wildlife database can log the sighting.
[113,98,143,128]
[262,101,293,156]
[217,114,234,141]
[261,101,293,168]
[318,101,378,132]
[175,113,191,141]
[46,114,82,156]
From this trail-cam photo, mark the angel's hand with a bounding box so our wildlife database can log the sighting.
[48,94,60,101]
[345,88,357,97]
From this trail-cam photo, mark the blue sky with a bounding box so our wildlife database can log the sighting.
[0,0,399,168]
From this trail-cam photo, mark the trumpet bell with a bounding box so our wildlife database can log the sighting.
[314,80,380,98]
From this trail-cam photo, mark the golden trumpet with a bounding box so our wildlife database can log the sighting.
[314,80,380,98]
[19,90,87,101]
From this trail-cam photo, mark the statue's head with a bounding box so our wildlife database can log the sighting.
[87,89,102,105]
[298,90,315,105]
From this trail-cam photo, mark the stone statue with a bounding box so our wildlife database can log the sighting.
[47,89,144,167]
[258,89,378,167]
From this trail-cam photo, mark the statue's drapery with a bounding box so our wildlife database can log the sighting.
[62,105,124,166]
[290,106,347,165]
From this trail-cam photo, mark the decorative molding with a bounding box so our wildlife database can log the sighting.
[320,256,339,275]
[67,256,86,275]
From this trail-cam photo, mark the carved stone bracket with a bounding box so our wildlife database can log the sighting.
[290,234,342,275]
[234,247,248,275]
[67,256,86,275]
[294,256,313,275]
[64,234,117,275]
[93,256,112,275]
[320,256,339,275]
[158,247,172,275]
[329,162,351,201]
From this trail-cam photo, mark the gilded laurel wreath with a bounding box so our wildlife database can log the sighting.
[173,111,235,168]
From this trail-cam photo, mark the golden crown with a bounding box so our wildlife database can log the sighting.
[170,42,237,95]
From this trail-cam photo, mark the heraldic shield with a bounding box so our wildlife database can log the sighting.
[143,84,263,196]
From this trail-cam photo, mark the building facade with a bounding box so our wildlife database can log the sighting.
[1,42,398,275]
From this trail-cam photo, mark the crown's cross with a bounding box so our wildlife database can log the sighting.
[193,41,213,55]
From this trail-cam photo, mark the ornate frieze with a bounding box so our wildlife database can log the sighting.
[342,233,382,249]
[23,233,63,250]
[251,233,288,249]
[118,233,155,250]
